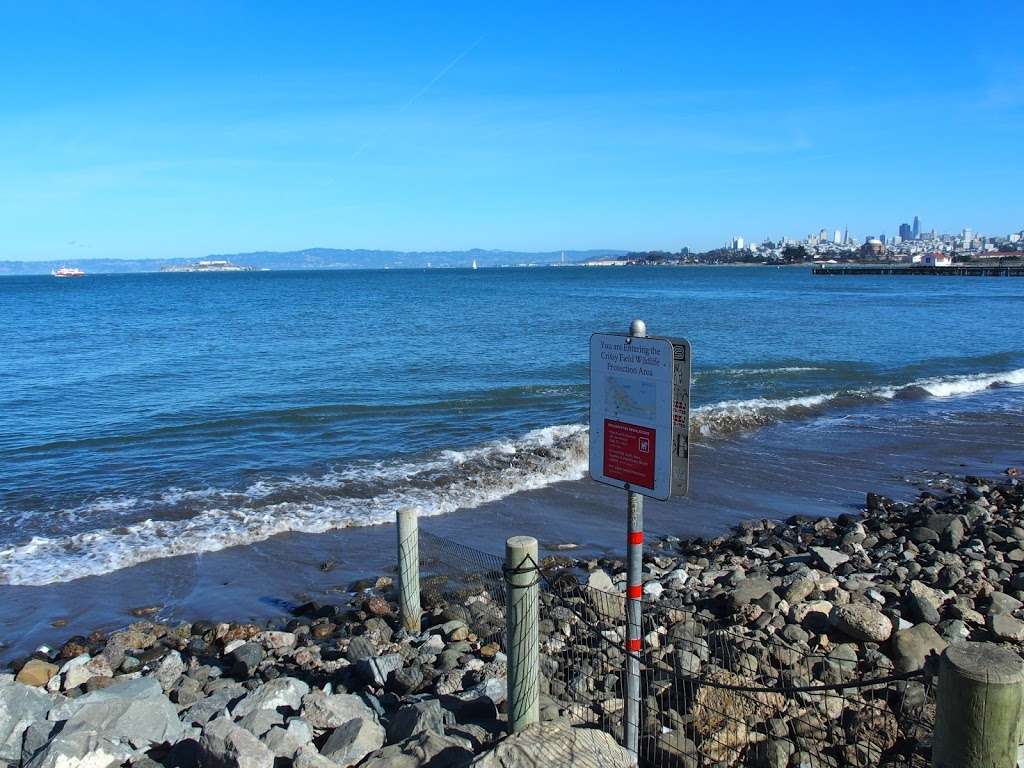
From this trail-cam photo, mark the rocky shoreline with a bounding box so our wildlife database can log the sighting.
[2,470,1022,768]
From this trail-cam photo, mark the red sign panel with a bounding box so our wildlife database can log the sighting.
[603,419,656,489]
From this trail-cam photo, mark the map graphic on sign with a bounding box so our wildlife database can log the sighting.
[604,377,656,422]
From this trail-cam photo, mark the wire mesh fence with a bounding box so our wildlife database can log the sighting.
[416,530,937,767]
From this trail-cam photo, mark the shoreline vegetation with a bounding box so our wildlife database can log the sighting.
[3,469,1023,766]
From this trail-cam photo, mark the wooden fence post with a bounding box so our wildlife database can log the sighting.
[933,641,1024,768]
[505,535,540,733]
[396,506,421,633]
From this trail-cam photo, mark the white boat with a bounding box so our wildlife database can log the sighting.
[52,266,85,278]
[471,259,478,270]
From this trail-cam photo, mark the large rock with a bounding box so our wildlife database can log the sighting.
[829,604,892,642]
[201,717,275,768]
[359,731,474,768]
[0,682,52,763]
[357,654,403,688]
[988,613,1024,642]
[58,686,185,749]
[387,700,445,744]
[321,716,386,766]
[24,729,133,768]
[154,650,186,692]
[729,578,774,609]
[48,677,164,721]
[15,660,59,688]
[470,721,633,767]
[232,677,310,718]
[229,643,265,678]
[890,624,948,673]
[182,683,247,726]
[300,691,376,731]
[262,718,314,759]
[809,547,849,572]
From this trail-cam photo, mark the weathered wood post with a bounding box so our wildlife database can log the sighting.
[505,535,540,733]
[933,641,1024,768]
[396,506,421,633]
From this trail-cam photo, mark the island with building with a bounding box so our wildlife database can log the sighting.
[160,260,260,273]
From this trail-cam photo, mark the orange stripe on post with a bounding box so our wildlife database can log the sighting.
[626,638,641,652]
[627,585,642,599]
[628,531,644,545]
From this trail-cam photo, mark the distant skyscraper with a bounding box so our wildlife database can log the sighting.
[732,236,745,250]
[899,222,912,241]
[833,229,841,244]
[819,228,828,242]
[912,216,921,239]
[962,227,973,246]
[843,226,849,245]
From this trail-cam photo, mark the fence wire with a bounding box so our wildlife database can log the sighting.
[416,531,936,767]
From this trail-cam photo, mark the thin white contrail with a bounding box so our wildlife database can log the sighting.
[351,33,485,160]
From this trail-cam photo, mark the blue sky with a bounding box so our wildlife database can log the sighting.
[1,2,1022,260]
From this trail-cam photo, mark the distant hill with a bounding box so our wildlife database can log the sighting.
[0,248,628,275]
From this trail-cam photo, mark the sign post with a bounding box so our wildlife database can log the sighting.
[589,319,691,762]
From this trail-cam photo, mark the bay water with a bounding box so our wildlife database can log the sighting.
[1,266,1022,654]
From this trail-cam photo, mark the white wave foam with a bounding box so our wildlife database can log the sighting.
[693,367,1024,436]
[0,425,588,586]
[3,367,1022,586]
[882,368,1024,399]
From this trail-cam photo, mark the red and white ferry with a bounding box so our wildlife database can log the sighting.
[51,266,86,278]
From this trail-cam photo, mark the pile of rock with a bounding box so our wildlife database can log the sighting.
[557,472,1024,765]
[3,472,1021,768]
[2,579,630,768]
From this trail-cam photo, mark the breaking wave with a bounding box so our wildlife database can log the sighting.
[2,367,1023,586]
[692,367,1024,436]
[0,425,589,586]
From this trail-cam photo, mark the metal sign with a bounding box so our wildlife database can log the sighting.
[589,332,691,500]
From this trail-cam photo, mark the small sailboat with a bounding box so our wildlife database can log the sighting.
[471,259,478,270]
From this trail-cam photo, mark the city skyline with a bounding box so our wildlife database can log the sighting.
[2,2,1023,261]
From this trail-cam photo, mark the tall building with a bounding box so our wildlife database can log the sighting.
[833,229,841,244]
[819,228,829,242]
[912,216,921,240]
[962,227,974,246]
[899,222,912,241]
[732,236,745,250]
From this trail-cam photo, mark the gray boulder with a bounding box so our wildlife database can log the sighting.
[357,654,404,688]
[470,721,633,767]
[0,682,52,763]
[890,624,948,673]
[387,700,446,744]
[232,677,310,718]
[988,613,1024,642]
[48,676,163,720]
[829,604,892,642]
[237,708,285,738]
[729,578,775,609]
[182,684,247,726]
[321,716,386,766]
[262,718,314,759]
[359,731,474,768]
[155,650,186,692]
[24,729,133,768]
[55,682,184,750]
[200,717,274,768]
[300,691,376,731]
[810,547,849,572]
